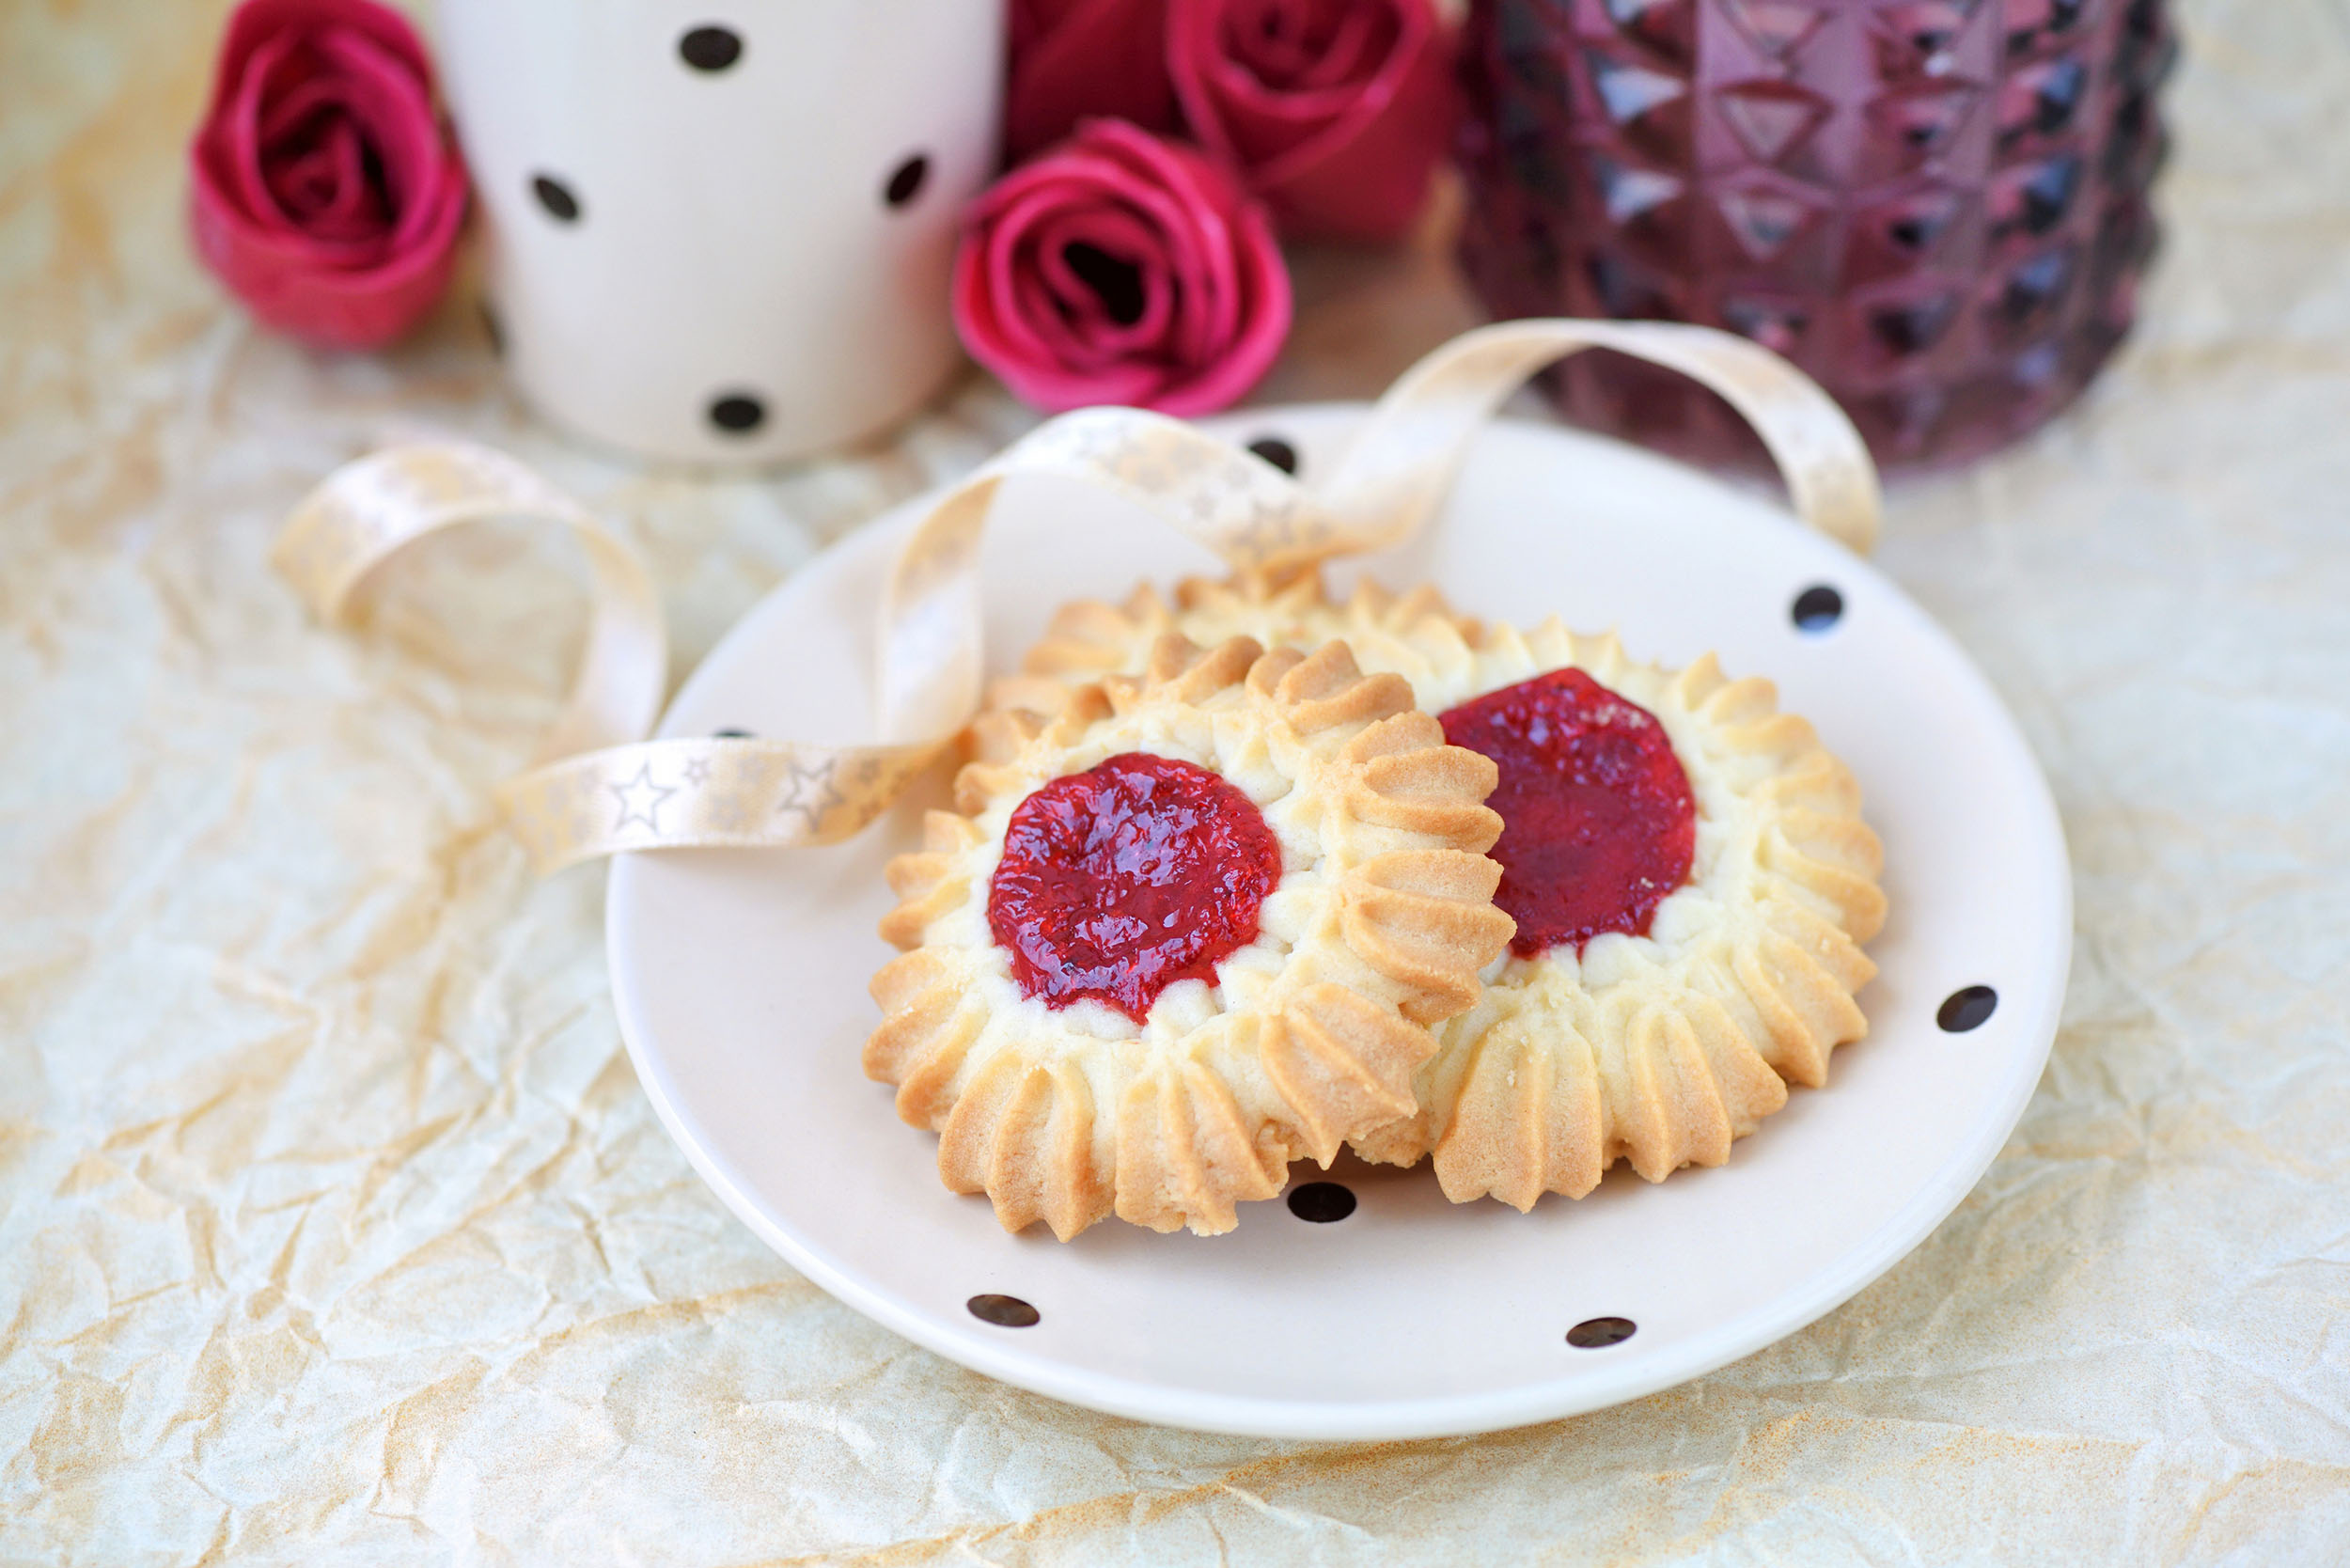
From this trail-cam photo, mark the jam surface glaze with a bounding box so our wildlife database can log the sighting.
[987,753,1283,1023]
[1439,668,1696,959]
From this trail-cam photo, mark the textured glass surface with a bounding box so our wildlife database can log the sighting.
[1459,0,2174,470]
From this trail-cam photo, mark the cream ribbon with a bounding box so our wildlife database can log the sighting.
[276,320,1881,874]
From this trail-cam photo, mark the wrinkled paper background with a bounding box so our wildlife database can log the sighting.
[6,1,2350,1561]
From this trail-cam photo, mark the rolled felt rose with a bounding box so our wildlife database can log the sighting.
[1006,0,1183,164]
[190,0,468,350]
[1168,0,1457,243]
[953,118,1292,416]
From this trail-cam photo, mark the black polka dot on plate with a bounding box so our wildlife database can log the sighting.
[967,1294,1040,1327]
[678,24,744,71]
[1567,1316,1638,1349]
[531,174,582,224]
[1286,1182,1355,1223]
[711,728,753,739]
[1792,584,1844,632]
[1247,435,1300,476]
[884,153,932,209]
[1937,985,1999,1033]
[707,392,767,434]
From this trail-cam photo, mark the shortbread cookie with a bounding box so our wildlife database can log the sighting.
[989,574,1887,1208]
[868,635,1514,1238]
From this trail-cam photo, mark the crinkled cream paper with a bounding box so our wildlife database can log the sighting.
[5,0,2349,1561]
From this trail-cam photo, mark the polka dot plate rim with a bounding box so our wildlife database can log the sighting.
[605,405,2071,1440]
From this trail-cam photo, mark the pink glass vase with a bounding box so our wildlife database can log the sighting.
[1457,0,2174,472]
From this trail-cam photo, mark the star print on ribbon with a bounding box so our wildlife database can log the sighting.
[607,763,676,833]
[274,320,1882,874]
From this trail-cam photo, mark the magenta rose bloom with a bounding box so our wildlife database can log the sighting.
[954,119,1292,416]
[1168,0,1457,243]
[1006,0,1183,163]
[190,0,468,350]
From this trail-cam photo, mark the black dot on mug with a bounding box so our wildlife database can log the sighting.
[1286,1182,1356,1223]
[1937,985,1999,1033]
[1247,436,1300,476]
[1792,584,1844,632]
[678,24,744,72]
[966,1294,1040,1328]
[884,153,932,209]
[711,728,753,739]
[531,174,582,224]
[707,392,767,434]
[1567,1316,1638,1349]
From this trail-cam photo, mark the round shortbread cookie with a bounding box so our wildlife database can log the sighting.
[869,635,1515,1237]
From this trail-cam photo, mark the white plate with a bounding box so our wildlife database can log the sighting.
[606,407,2071,1441]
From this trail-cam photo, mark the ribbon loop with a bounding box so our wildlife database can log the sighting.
[274,441,667,761]
[878,406,1325,744]
[1319,320,1881,557]
[275,321,1883,874]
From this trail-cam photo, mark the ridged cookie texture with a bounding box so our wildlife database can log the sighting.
[978,568,1464,762]
[868,635,1515,1239]
[984,572,1888,1209]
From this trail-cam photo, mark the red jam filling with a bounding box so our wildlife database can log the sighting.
[986,753,1283,1024]
[1439,668,1696,960]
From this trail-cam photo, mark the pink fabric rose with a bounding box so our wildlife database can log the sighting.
[190,0,468,350]
[954,119,1292,416]
[1007,0,1183,163]
[1168,0,1457,243]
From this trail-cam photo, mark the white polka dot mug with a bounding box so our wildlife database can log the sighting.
[436,0,1002,464]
